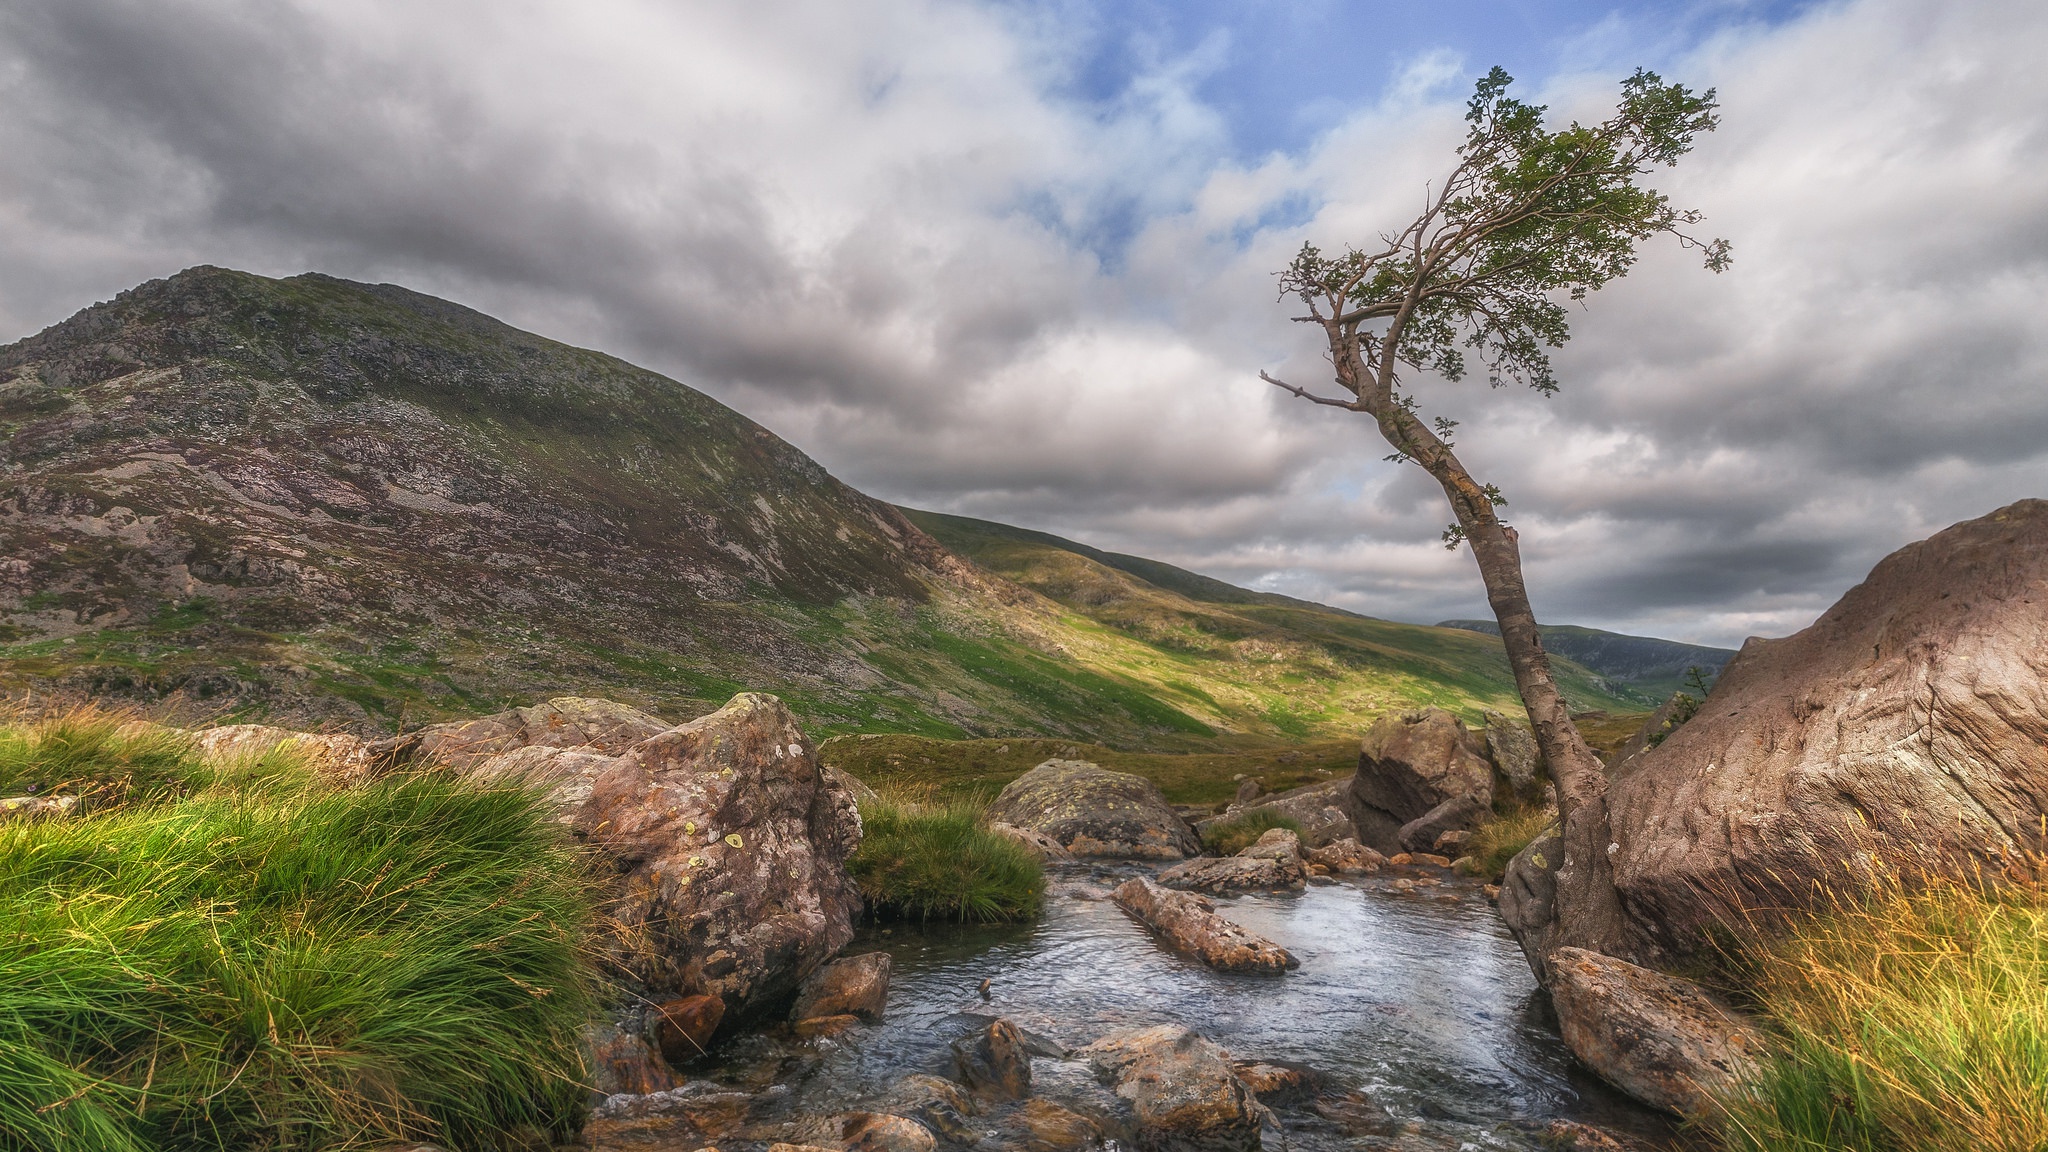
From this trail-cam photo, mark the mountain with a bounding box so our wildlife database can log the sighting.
[1435,619,1736,702]
[0,266,1639,739]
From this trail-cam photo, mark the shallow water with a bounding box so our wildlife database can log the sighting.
[715,865,1687,1151]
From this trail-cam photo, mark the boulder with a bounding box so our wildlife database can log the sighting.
[1482,710,1543,801]
[1231,1060,1322,1108]
[1305,838,1384,874]
[1497,826,1563,980]
[462,744,623,821]
[1155,828,1308,894]
[1348,709,1492,854]
[1547,947,1762,1121]
[840,1113,939,1152]
[581,1021,678,1097]
[1607,500,2048,957]
[792,952,892,1023]
[652,993,727,1064]
[1111,877,1297,974]
[375,696,671,772]
[1396,793,1490,855]
[1079,1024,1260,1152]
[883,1074,980,1143]
[986,760,1199,860]
[189,724,373,783]
[573,693,864,1021]
[1233,778,1262,805]
[952,1017,1033,1100]
[990,821,1076,862]
[1007,1098,1103,1152]
[586,1080,759,1140]
[1193,778,1358,848]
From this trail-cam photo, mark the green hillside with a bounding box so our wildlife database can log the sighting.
[1436,619,1734,702]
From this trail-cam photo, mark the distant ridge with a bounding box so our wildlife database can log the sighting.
[1436,619,1736,701]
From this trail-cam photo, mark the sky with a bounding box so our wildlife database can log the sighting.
[2,0,2043,648]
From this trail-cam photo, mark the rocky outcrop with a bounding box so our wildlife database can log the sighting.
[1396,792,1489,855]
[986,760,1199,860]
[1481,709,1542,801]
[1607,500,2048,957]
[792,952,892,1023]
[990,821,1076,862]
[1305,838,1384,874]
[377,697,672,772]
[1080,1025,1261,1152]
[1193,777,1357,848]
[1112,877,1297,974]
[1547,947,1761,1121]
[569,693,863,1022]
[652,993,726,1064]
[189,723,373,783]
[1155,828,1308,894]
[1497,827,1562,980]
[1348,709,1492,855]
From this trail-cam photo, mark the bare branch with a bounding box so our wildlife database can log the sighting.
[1260,371,1359,409]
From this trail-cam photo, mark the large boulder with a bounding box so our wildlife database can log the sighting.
[1347,709,1493,854]
[1396,793,1490,855]
[1608,500,2048,957]
[1496,826,1563,981]
[1547,947,1762,1121]
[986,760,1199,860]
[1112,877,1297,974]
[374,696,672,772]
[189,724,374,783]
[1156,828,1308,894]
[1481,710,1543,801]
[792,952,892,1023]
[1079,1025,1261,1152]
[1193,777,1357,848]
[571,693,864,1021]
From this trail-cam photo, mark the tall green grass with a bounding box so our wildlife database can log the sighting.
[0,711,599,1152]
[1723,873,2048,1152]
[847,793,1044,923]
[1199,808,1306,856]
[1461,805,1555,879]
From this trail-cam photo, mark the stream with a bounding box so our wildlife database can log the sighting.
[686,863,1687,1152]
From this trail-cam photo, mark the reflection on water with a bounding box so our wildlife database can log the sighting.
[721,867,1686,1150]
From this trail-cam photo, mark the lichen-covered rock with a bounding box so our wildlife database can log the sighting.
[990,821,1076,862]
[1396,792,1490,855]
[1481,709,1543,801]
[792,952,892,1023]
[1112,877,1297,974]
[463,744,623,821]
[0,794,78,821]
[574,693,863,1021]
[986,760,1199,860]
[1080,1024,1260,1152]
[189,724,373,783]
[1305,837,1384,874]
[582,1021,678,1097]
[1349,709,1493,855]
[953,1017,1033,1100]
[1609,500,2048,957]
[378,696,671,772]
[1194,777,1357,848]
[1156,828,1307,894]
[1498,827,1563,980]
[1548,947,1762,1120]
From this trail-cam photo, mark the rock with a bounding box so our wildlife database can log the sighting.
[1432,829,1472,854]
[1310,1088,1394,1138]
[1155,828,1307,894]
[588,1080,758,1137]
[985,760,1200,860]
[1349,709,1493,854]
[1396,793,1490,856]
[1388,853,1412,866]
[990,821,1076,862]
[884,1074,980,1143]
[1608,501,2048,958]
[463,744,625,821]
[772,1145,839,1152]
[1194,778,1357,848]
[654,993,728,1064]
[376,696,671,772]
[1482,710,1544,801]
[1305,837,1384,873]
[189,724,373,783]
[1547,947,1763,1120]
[792,952,892,1023]
[1231,1060,1323,1107]
[1111,877,1297,975]
[825,765,880,807]
[952,1017,1033,1100]
[573,693,864,1021]
[1233,778,1262,805]
[582,1021,679,1097]
[1008,1098,1103,1152]
[1079,1024,1260,1152]
[795,1014,862,1040]
[839,1112,938,1152]
[1540,1119,1637,1151]
[1496,827,1562,980]
[0,794,78,820]
[1407,853,1452,869]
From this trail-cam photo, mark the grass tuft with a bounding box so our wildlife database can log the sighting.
[1200,808,1306,856]
[1462,804,1555,879]
[848,791,1044,923]
[0,708,599,1152]
[1722,871,2048,1152]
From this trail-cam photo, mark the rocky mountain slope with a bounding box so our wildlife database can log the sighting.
[1436,619,1734,702]
[0,267,1637,739]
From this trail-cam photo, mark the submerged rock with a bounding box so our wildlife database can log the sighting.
[986,760,1200,860]
[1006,1098,1104,1152]
[793,952,893,1023]
[1080,1024,1260,1152]
[953,1017,1034,1100]
[1155,828,1308,894]
[1547,947,1762,1121]
[1349,709,1493,855]
[1112,876,1297,974]
[839,1112,940,1152]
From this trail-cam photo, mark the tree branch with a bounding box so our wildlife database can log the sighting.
[1260,371,1359,408]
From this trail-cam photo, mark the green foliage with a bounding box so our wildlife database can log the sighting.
[0,709,209,810]
[0,712,598,1152]
[1644,690,1702,748]
[847,793,1044,923]
[1461,805,1554,880]
[1723,876,2048,1152]
[1200,809,1307,856]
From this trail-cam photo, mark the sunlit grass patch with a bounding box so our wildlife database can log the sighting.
[848,790,1044,923]
[1199,808,1307,856]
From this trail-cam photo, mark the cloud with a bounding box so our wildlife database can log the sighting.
[0,0,2041,648]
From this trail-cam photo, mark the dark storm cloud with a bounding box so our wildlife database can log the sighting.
[1,0,2043,648]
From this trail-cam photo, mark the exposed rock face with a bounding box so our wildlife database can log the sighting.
[573,693,863,1020]
[1481,710,1542,801]
[462,744,624,821]
[1608,500,2048,957]
[1396,793,1490,855]
[1497,827,1562,980]
[1112,877,1297,974]
[380,697,671,772]
[1080,1025,1261,1152]
[1194,777,1358,848]
[189,723,373,783]
[1348,709,1492,855]
[792,952,892,1023]
[1547,947,1762,1120]
[990,821,1076,862]
[952,1017,1033,1100]
[1305,838,1384,874]
[582,1022,679,1097]
[986,760,1199,860]
[652,993,726,1065]
[1156,828,1308,894]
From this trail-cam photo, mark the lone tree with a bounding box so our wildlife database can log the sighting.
[1263,67,1727,964]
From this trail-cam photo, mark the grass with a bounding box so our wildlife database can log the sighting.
[1461,805,1556,879]
[846,791,1044,923]
[0,709,599,1152]
[1721,871,2048,1152]
[1200,809,1307,856]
